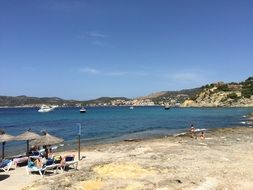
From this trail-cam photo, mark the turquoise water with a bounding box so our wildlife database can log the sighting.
[0,107,252,156]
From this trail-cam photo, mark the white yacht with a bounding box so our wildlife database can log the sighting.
[164,105,171,110]
[80,107,86,113]
[38,105,56,113]
[130,106,134,109]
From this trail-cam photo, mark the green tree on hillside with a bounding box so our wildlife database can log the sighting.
[242,77,253,98]
[217,84,230,92]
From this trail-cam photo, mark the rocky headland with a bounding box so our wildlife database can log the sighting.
[182,77,253,107]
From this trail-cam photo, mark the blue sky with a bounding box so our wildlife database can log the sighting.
[0,0,253,100]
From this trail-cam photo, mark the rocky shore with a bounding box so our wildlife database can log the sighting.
[15,126,253,190]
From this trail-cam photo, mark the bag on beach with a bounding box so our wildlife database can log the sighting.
[53,155,62,163]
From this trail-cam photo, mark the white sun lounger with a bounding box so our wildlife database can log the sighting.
[26,163,62,177]
[0,160,13,172]
[63,160,78,170]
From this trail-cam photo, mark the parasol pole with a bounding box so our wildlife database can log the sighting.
[26,140,29,156]
[2,142,5,159]
[77,123,82,161]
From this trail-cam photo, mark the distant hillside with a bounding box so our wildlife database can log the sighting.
[139,88,201,105]
[183,77,253,107]
[82,97,130,106]
[0,95,80,107]
[0,95,130,107]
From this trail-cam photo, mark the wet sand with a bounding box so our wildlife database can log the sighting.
[1,126,253,190]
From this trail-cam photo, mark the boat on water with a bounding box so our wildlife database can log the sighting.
[130,106,134,110]
[80,107,86,113]
[38,105,57,113]
[164,105,171,110]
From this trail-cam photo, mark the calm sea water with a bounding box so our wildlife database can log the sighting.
[0,107,252,156]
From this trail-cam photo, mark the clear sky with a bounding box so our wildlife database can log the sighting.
[0,0,253,100]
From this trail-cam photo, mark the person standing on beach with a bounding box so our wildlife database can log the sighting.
[190,124,196,138]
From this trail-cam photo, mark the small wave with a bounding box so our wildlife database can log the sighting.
[195,128,206,132]
[173,132,187,137]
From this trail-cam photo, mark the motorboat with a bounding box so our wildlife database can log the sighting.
[80,107,86,113]
[38,105,56,113]
[130,106,134,110]
[164,105,171,110]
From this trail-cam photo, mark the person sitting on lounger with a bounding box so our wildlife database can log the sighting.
[29,156,47,169]
[34,158,43,169]
[48,148,54,159]
[60,154,75,165]
[59,154,78,170]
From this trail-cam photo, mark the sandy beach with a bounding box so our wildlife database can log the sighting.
[1,126,253,190]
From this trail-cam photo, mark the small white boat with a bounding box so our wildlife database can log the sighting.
[164,105,171,110]
[38,105,56,113]
[80,107,86,113]
[130,106,134,110]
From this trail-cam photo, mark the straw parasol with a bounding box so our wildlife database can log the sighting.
[15,129,41,156]
[31,131,64,147]
[0,130,15,159]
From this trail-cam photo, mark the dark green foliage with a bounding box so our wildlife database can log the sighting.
[227,93,238,100]
[242,77,253,98]
[221,97,228,102]
[217,84,230,92]
[191,95,198,101]
[245,77,253,82]
[201,83,215,89]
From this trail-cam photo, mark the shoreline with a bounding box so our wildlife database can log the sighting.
[3,121,253,159]
[1,125,253,190]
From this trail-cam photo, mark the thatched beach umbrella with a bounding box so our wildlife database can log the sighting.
[0,130,15,159]
[31,131,64,147]
[15,129,41,156]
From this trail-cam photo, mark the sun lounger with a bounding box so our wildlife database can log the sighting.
[13,156,29,167]
[0,160,13,172]
[26,159,62,177]
[43,159,62,174]
[29,151,40,156]
[62,156,78,170]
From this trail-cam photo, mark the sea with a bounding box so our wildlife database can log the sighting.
[0,106,253,157]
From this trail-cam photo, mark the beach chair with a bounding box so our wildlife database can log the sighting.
[26,159,61,177]
[0,159,13,172]
[13,156,29,167]
[62,155,78,170]
[29,151,40,157]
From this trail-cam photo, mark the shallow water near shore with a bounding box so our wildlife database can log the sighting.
[0,107,252,156]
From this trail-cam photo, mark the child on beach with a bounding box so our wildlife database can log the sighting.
[190,124,196,138]
[199,131,205,140]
